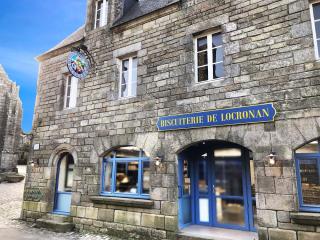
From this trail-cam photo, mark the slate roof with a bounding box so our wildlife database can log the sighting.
[37,26,85,60]
[113,0,180,27]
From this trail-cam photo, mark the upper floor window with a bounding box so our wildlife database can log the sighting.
[295,139,320,212]
[95,0,108,29]
[119,57,138,98]
[102,146,150,199]
[64,75,78,109]
[194,32,224,83]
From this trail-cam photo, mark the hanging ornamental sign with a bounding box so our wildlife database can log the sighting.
[67,45,94,79]
[157,103,276,131]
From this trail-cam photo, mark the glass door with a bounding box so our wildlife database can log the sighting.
[213,157,246,229]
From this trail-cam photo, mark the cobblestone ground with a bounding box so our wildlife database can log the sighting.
[0,166,119,240]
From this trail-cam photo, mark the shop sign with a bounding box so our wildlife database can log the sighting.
[157,103,276,131]
[67,51,91,79]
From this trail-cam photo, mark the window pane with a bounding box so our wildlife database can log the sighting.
[122,59,129,71]
[199,198,209,222]
[121,71,128,97]
[296,141,319,154]
[314,3,320,20]
[197,51,208,66]
[213,62,224,79]
[114,146,141,158]
[143,161,151,194]
[198,158,208,193]
[315,21,320,39]
[212,33,223,48]
[213,47,223,63]
[183,159,191,195]
[116,161,139,193]
[318,40,320,57]
[198,66,208,82]
[104,161,113,192]
[66,170,73,189]
[216,198,245,226]
[299,159,320,205]
[214,159,243,196]
[197,36,207,51]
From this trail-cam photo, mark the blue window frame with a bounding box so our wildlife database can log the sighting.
[295,140,320,212]
[101,146,150,199]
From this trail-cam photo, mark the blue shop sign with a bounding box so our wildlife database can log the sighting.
[157,103,276,131]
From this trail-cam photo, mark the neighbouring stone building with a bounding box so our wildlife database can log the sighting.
[22,0,320,239]
[0,64,22,173]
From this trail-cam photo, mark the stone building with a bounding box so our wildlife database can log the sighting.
[22,0,320,239]
[0,64,22,173]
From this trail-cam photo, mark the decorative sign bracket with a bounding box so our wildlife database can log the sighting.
[67,44,95,79]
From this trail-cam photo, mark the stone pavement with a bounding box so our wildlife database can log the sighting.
[0,166,118,240]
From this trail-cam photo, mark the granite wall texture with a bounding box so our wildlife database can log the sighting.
[22,0,320,239]
[0,65,22,172]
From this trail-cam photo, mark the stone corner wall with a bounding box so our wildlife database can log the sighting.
[0,65,23,172]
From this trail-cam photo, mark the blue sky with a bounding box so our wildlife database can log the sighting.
[0,0,87,132]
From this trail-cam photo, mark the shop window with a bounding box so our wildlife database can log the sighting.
[119,57,138,98]
[295,139,320,211]
[311,2,320,59]
[194,32,224,83]
[101,146,150,199]
[64,75,78,109]
[94,0,108,29]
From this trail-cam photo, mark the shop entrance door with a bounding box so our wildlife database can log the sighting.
[178,141,256,232]
[53,153,74,215]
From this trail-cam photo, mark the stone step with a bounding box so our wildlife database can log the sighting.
[45,213,72,223]
[177,226,258,240]
[35,218,74,233]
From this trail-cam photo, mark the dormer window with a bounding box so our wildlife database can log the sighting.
[94,0,108,29]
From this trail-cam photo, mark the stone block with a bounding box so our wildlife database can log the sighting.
[141,213,165,229]
[77,206,86,218]
[269,228,297,240]
[97,208,114,222]
[85,207,98,219]
[165,216,178,231]
[257,210,278,227]
[114,210,141,226]
[257,177,275,193]
[161,201,177,216]
[298,232,320,240]
[265,194,295,211]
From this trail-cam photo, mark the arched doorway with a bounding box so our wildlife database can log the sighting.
[178,140,256,232]
[53,152,74,215]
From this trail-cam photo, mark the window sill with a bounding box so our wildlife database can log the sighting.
[290,212,320,225]
[90,196,154,208]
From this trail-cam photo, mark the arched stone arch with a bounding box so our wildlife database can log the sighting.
[90,132,161,164]
[48,144,78,167]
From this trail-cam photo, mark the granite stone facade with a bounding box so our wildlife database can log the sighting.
[0,65,22,172]
[22,0,320,239]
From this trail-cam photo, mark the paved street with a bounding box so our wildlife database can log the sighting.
[0,166,116,240]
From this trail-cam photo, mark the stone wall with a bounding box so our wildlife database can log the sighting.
[0,65,22,172]
[23,0,320,239]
